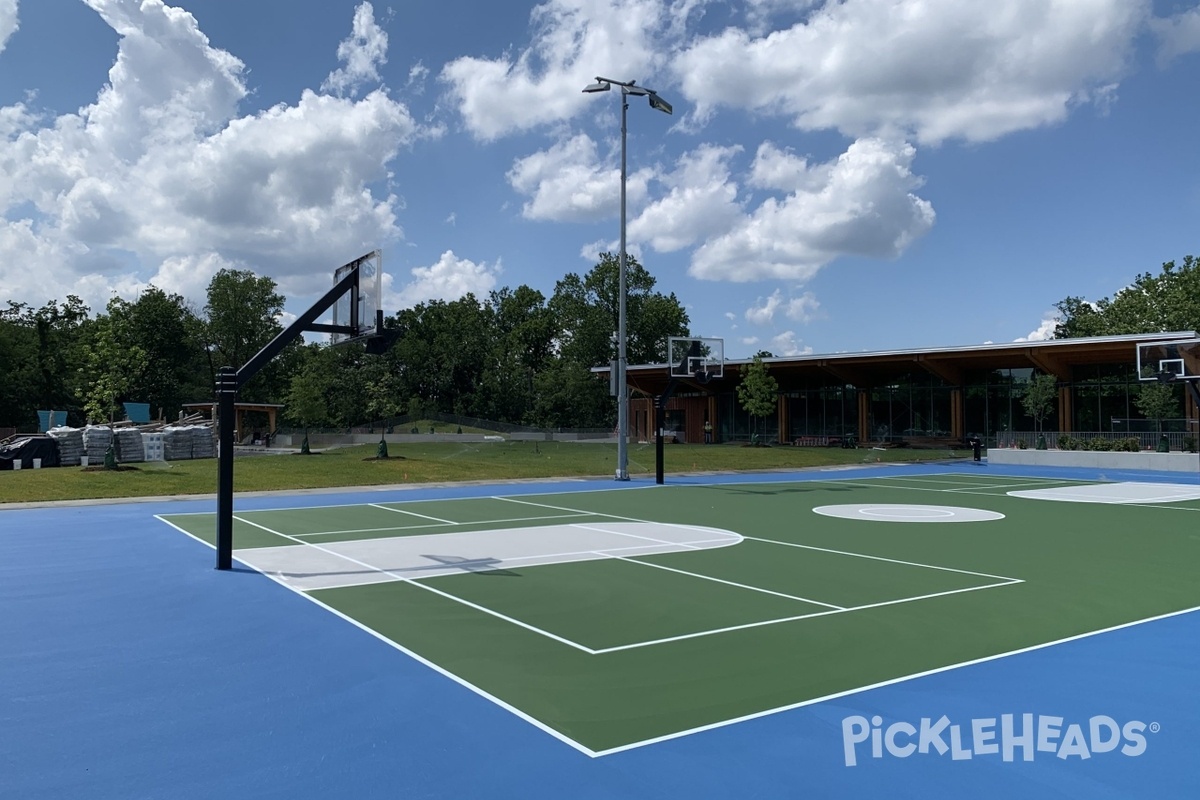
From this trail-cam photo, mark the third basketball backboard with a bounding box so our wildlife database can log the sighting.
[1136,339,1200,381]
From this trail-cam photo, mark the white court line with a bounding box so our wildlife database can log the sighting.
[495,496,715,537]
[289,512,597,539]
[161,480,659,517]
[601,551,844,610]
[309,537,741,591]
[742,536,1020,582]
[877,476,1090,493]
[948,480,1088,492]
[152,514,600,758]
[233,515,599,655]
[569,522,705,551]
[369,503,459,524]
[593,603,1199,758]
[590,579,1023,655]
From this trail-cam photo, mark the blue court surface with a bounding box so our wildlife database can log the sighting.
[3,462,1198,799]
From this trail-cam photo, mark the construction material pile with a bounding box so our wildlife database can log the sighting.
[115,428,146,462]
[47,427,85,466]
[48,413,216,465]
[164,425,216,460]
[83,425,113,464]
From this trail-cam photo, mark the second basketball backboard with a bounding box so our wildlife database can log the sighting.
[668,337,724,379]
[331,250,383,345]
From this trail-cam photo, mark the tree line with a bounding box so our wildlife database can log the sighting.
[0,253,689,433]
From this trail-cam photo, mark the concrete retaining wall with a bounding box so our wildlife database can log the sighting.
[988,448,1200,472]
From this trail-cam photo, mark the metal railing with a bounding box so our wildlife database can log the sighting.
[992,431,1196,451]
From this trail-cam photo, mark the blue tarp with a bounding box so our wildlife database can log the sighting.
[123,402,151,423]
[36,411,67,432]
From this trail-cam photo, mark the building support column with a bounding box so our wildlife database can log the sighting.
[1058,386,1073,433]
[777,395,788,445]
[951,388,963,439]
[857,389,870,442]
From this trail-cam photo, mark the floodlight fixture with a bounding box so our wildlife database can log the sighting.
[582,74,674,481]
[647,92,672,115]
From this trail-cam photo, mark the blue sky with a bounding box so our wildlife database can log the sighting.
[1,0,1199,359]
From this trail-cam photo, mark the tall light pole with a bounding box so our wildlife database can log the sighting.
[583,77,672,481]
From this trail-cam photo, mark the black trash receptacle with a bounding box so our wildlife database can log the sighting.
[969,437,982,462]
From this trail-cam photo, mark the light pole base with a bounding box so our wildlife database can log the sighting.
[614,469,630,481]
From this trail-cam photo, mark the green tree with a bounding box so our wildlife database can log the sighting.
[1054,255,1200,338]
[478,285,556,423]
[388,295,491,417]
[1021,373,1058,434]
[101,287,207,417]
[80,312,148,424]
[284,346,337,453]
[1134,381,1180,435]
[203,269,294,402]
[530,362,614,430]
[0,297,92,428]
[549,252,690,369]
[736,356,778,443]
[544,253,689,430]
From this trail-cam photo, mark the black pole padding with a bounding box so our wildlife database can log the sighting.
[655,397,665,485]
[215,367,238,570]
[654,377,682,485]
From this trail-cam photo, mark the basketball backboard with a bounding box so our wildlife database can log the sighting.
[668,336,724,379]
[1136,339,1200,381]
[331,250,383,345]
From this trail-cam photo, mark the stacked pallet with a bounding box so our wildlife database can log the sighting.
[163,425,216,460]
[47,427,85,466]
[190,426,216,459]
[115,428,145,463]
[83,425,113,463]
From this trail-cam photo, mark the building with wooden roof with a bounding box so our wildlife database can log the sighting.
[610,332,1200,447]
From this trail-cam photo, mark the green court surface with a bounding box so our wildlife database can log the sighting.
[158,473,1200,754]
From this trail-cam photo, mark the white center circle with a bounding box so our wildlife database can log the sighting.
[859,506,955,519]
[813,504,1004,523]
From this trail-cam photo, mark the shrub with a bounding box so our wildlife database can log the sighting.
[1017,439,1028,450]
[1184,436,1197,453]
[1122,437,1141,452]
[1057,435,1073,450]
[1086,438,1113,451]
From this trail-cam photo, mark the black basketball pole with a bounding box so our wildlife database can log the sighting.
[213,263,366,570]
[655,377,681,485]
[215,367,237,570]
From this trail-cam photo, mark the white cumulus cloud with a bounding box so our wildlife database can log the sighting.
[393,250,502,308]
[769,330,812,356]
[507,133,651,221]
[440,0,676,140]
[627,143,743,252]
[673,0,1147,144]
[0,0,17,55]
[322,2,389,97]
[1151,7,1200,64]
[690,137,934,282]
[0,0,420,312]
[1015,316,1058,343]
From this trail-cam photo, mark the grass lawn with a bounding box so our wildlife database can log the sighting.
[0,440,970,504]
